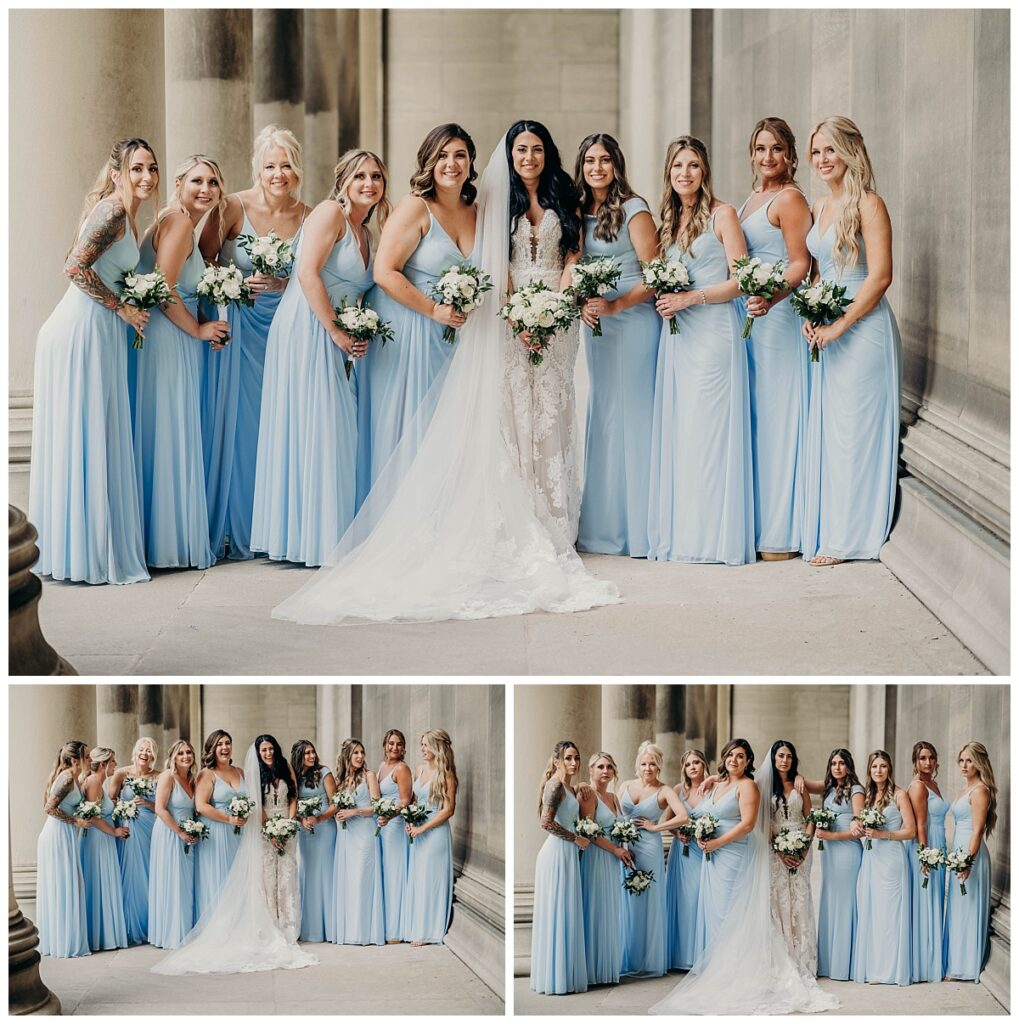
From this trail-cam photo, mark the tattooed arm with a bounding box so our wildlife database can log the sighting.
[540,778,578,843]
[44,771,86,827]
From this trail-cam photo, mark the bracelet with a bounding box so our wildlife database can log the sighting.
[700,289,708,305]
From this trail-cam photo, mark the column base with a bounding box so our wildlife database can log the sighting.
[8,905,61,1015]
[445,866,504,999]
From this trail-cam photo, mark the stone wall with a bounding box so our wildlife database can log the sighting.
[201,683,318,757]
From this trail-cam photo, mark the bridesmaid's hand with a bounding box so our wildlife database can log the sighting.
[117,304,149,333]
[862,827,884,841]
[574,836,590,851]
[336,809,355,823]
[431,302,466,330]
[113,826,130,840]
[228,816,246,829]
[616,847,635,868]
[815,828,833,843]
[197,320,230,344]
[958,866,972,882]
[746,295,771,317]
[331,328,365,358]
[849,819,864,838]
[632,816,656,832]
[675,832,690,845]
[793,774,806,795]
[804,319,845,350]
[301,816,317,832]
[656,292,696,318]
[699,837,720,854]
[246,272,286,294]
[406,823,425,840]
[75,818,91,830]
[376,816,391,829]
[180,832,197,845]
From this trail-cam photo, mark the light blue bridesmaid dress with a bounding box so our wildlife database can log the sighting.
[852,797,911,985]
[250,220,370,565]
[647,214,755,564]
[579,795,623,985]
[354,205,465,506]
[36,775,89,957]
[133,228,214,569]
[530,783,587,994]
[619,789,667,978]
[816,783,864,979]
[147,778,196,949]
[194,772,244,922]
[402,776,454,944]
[738,190,809,553]
[577,198,660,557]
[944,788,991,981]
[909,784,949,982]
[331,780,384,945]
[665,791,705,970]
[802,200,902,560]
[118,776,156,945]
[80,789,128,950]
[29,218,149,585]
[202,203,302,560]
[297,768,337,942]
[377,769,410,941]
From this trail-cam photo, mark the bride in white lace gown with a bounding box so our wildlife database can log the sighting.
[259,738,301,944]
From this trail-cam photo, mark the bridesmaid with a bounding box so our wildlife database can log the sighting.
[402,729,458,945]
[291,739,337,942]
[36,741,91,957]
[577,751,634,986]
[617,741,689,978]
[530,739,587,995]
[802,116,901,565]
[193,729,246,921]
[148,740,199,949]
[133,156,230,569]
[944,741,996,981]
[200,125,311,561]
[80,747,129,950]
[738,118,813,559]
[375,729,413,943]
[109,737,159,944]
[851,749,915,985]
[251,149,389,565]
[330,738,384,945]
[647,136,754,565]
[573,134,661,557]
[356,124,478,504]
[29,138,157,585]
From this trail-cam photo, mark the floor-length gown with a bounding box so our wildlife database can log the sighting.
[944,789,991,981]
[802,200,902,560]
[666,791,705,970]
[297,770,337,942]
[378,770,410,941]
[648,213,754,564]
[261,781,301,943]
[619,789,667,978]
[402,776,454,944]
[119,777,157,945]
[331,780,384,945]
[133,230,214,569]
[577,198,659,556]
[251,222,369,565]
[148,779,197,949]
[738,190,809,553]
[194,773,244,922]
[768,789,817,975]
[29,217,149,585]
[80,790,128,950]
[579,795,623,985]
[910,784,949,982]
[816,784,864,980]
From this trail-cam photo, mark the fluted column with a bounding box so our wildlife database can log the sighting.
[137,685,164,757]
[161,686,179,759]
[9,832,60,1015]
[336,10,361,154]
[253,10,304,147]
[96,684,138,766]
[301,11,340,205]
[655,684,685,785]
[358,10,384,155]
[600,685,656,779]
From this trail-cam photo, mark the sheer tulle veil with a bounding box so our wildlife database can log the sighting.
[271,133,620,625]
[150,743,317,976]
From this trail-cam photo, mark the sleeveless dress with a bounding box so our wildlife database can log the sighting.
[378,768,410,941]
[355,205,464,506]
[194,772,244,922]
[802,200,902,559]
[816,783,864,980]
[530,782,587,994]
[738,190,809,553]
[36,776,90,957]
[909,784,949,982]
[80,789,128,950]
[148,778,196,948]
[852,797,911,985]
[119,775,157,945]
[665,790,705,970]
[133,229,214,568]
[251,219,370,565]
[619,788,666,978]
[503,209,582,544]
[402,776,454,943]
[261,780,301,943]
[769,788,817,975]
[331,779,384,944]
[944,788,992,981]
[577,198,660,556]
[648,214,755,564]
[579,794,623,985]
[202,203,302,560]
[29,219,149,584]
[297,769,337,942]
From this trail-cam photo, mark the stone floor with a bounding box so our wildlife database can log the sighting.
[34,550,987,676]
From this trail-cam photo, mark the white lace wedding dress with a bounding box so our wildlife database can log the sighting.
[769,789,818,976]
[262,781,301,944]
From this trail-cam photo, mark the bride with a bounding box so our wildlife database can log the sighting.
[272,126,621,626]
[151,740,316,975]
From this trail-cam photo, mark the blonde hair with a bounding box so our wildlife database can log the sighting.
[335,738,367,792]
[659,135,714,254]
[748,116,799,189]
[959,741,998,837]
[679,748,709,797]
[88,747,115,772]
[635,740,664,777]
[165,739,197,784]
[164,154,228,247]
[810,115,876,274]
[537,739,578,818]
[251,124,304,200]
[587,750,619,782]
[863,750,896,810]
[422,729,457,808]
[132,736,158,764]
[43,740,88,806]
[329,149,391,231]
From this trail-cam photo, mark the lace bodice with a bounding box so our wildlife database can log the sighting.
[508,209,563,290]
[770,787,808,836]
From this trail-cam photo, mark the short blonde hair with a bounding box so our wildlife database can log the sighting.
[251,124,304,200]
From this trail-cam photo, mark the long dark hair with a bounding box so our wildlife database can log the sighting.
[769,739,799,814]
[717,738,755,780]
[255,734,296,800]
[290,739,322,790]
[505,120,580,259]
[201,729,233,770]
[574,133,640,243]
[823,748,863,806]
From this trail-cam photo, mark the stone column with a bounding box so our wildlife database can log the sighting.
[137,684,164,757]
[358,10,384,156]
[683,686,709,765]
[849,685,888,768]
[162,686,179,758]
[655,684,685,785]
[253,10,304,145]
[303,10,341,204]
[600,685,657,780]
[96,685,138,766]
[9,832,60,1014]
[336,10,361,154]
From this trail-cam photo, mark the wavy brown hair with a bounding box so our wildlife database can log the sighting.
[658,135,714,254]
[290,739,323,790]
[201,729,233,770]
[748,116,799,189]
[409,123,478,205]
[822,748,863,806]
[863,750,897,810]
[911,740,939,779]
[717,738,755,780]
[335,738,368,793]
[574,133,640,243]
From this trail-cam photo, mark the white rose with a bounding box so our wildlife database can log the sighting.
[223,280,241,299]
[536,309,555,328]
[752,266,772,286]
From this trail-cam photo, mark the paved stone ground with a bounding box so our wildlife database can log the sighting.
[35,551,987,675]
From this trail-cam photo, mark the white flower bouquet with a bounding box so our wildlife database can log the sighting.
[573,815,605,841]
[732,255,788,340]
[262,813,298,857]
[399,802,430,844]
[789,278,852,362]
[568,255,622,335]
[237,229,294,278]
[296,795,323,834]
[692,814,720,861]
[622,867,655,895]
[773,826,813,874]
[946,848,975,895]
[331,788,357,829]
[674,821,696,856]
[917,845,946,889]
[111,799,138,825]
[498,280,580,366]
[126,776,156,800]
[641,254,693,334]
[196,262,254,345]
[75,799,103,821]
[610,819,641,848]
[429,261,494,342]
[807,807,838,849]
[227,795,255,835]
[853,805,887,850]
[118,267,176,349]
[332,298,395,378]
[372,797,400,837]
[179,816,209,855]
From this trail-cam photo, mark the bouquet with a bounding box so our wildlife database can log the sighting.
[332,298,395,378]
[853,805,886,850]
[237,229,294,278]
[429,262,493,342]
[610,819,640,848]
[498,281,580,366]
[807,807,837,849]
[262,813,298,857]
[674,821,696,856]
[75,799,103,821]
[126,775,156,800]
[692,814,720,861]
[573,816,605,842]
[946,848,975,895]
[772,826,813,874]
[196,262,254,345]
[227,795,255,835]
[331,789,357,829]
[178,817,209,855]
[399,802,430,844]
[567,255,622,335]
[917,845,946,889]
[111,799,138,825]
[296,795,323,834]
[789,278,852,362]
[118,267,175,349]
[622,868,655,895]
[641,254,693,334]
[372,797,400,836]
[732,255,788,340]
